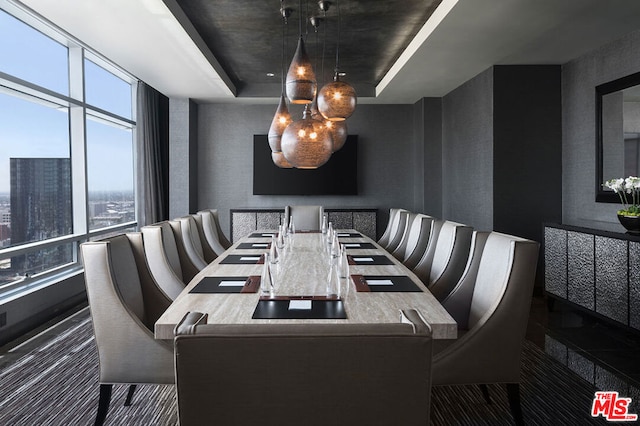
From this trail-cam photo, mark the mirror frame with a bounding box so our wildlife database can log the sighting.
[596,70,640,202]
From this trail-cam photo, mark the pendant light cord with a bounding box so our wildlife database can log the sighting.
[334,0,341,75]
[281,5,286,93]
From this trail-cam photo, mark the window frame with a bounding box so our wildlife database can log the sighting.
[0,0,138,298]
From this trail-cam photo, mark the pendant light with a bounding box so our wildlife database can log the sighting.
[311,96,347,152]
[312,1,347,152]
[272,151,293,168]
[285,0,317,104]
[317,0,356,121]
[281,105,333,169]
[269,5,293,158]
[325,119,348,152]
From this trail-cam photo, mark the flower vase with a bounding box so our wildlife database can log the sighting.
[617,214,640,234]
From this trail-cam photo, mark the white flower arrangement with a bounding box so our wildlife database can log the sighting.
[604,176,640,216]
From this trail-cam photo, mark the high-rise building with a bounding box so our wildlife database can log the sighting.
[9,158,73,277]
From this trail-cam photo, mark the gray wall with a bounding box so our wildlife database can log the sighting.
[196,103,417,238]
[442,68,495,231]
[493,65,562,243]
[0,272,86,346]
[169,98,198,218]
[563,29,640,228]
[415,97,443,217]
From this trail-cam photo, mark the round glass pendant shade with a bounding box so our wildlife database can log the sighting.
[285,37,317,104]
[281,109,333,169]
[272,151,293,168]
[326,120,348,152]
[318,77,357,121]
[268,94,292,152]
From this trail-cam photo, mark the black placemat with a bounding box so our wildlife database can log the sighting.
[335,232,362,238]
[248,232,278,238]
[219,254,264,264]
[252,297,347,319]
[190,276,260,293]
[340,242,376,249]
[237,242,271,249]
[347,255,395,265]
[350,275,424,292]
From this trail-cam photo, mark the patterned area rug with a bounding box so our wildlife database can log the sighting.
[0,308,614,425]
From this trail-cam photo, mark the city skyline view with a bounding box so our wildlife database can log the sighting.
[0,9,135,195]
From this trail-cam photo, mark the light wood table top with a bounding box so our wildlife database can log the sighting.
[155,230,457,340]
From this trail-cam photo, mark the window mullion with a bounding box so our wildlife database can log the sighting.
[68,45,87,237]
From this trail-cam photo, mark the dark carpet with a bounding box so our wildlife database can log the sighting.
[0,307,617,425]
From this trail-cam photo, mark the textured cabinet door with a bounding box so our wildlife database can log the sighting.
[231,209,376,242]
[232,213,256,242]
[595,236,628,325]
[544,227,567,299]
[354,211,377,240]
[630,241,640,331]
[567,231,595,310]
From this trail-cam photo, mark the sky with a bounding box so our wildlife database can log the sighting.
[0,9,134,194]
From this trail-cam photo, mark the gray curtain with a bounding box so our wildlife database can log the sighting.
[136,82,169,226]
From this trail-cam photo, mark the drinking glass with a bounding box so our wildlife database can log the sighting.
[260,252,274,296]
[327,261,341,298]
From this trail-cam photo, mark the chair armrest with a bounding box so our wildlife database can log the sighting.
[175,311,209,336]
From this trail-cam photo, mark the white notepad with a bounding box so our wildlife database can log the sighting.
[344,243,361,247]
[288,300,312,310]
[354,257,374,262]
[240,256,261,261]
[218,280,247,287]
[251,243,268,247]
[261,233,275,237]
[366,279,394,286]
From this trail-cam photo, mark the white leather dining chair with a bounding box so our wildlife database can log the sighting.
[81,233,174,426]
[378,208,407,248]
[195,210,227,259]
[431,231,539,426]
[412,220,473,301]
[170,216,208,281]
[141,221,186,300]
[173,309,433,426]
[284,205,324,231]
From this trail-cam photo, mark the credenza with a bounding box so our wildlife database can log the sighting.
[544,223,640,332]
[230,208,377,242]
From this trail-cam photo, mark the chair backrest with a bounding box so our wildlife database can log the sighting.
[170,216,208,281]
[126,232,173,327]
[284,205,324,231]
[385,210,411,252]
[391,212,422,260]
[174,309,433,426]
[425,221,473,301]
[141,222,186,300]
[195,210,227,258]
[432,232,539,385]
[378,208,407,247]
[400,214,436,269]
[440,231,490,328]
[191,213,216,263]
[199,208,231,249]
[80,234,174,384]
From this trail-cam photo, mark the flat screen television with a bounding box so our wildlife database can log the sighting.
[253,134,357,195]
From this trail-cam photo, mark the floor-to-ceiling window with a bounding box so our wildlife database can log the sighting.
[0,1,137,295]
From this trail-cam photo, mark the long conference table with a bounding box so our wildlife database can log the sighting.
[154,230,457,340]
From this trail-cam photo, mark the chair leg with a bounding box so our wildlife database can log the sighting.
[124,384,137,406]
[479,384,492,404]
[506,383,524,426]
[95,384,112,426]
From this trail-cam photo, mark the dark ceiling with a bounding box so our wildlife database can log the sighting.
[172,0,442,97]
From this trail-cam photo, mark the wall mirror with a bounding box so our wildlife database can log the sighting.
[597,71,640,202]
